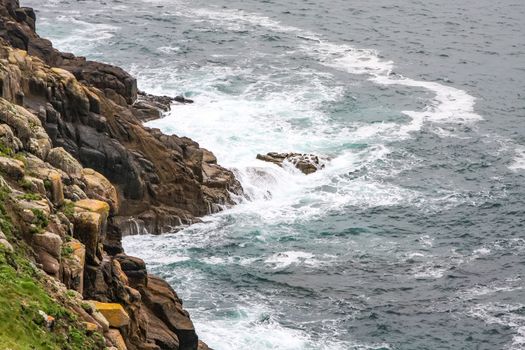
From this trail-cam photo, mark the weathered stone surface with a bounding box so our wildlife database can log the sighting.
[132,91,173,122]
[114,254,147,288]
[92,302,130,328]
[0,100,52,159]
[0,123,23,152]
[72,210,102,264]
[61,239,85,293]
[0,156,24,179]
[83,321,99,333]
[37,250,60,276]
[75,198,110,217]
[32,231,62,258]
[31,231,62,277]
[46,147,83,177]
[256,152,325,174]
[82,168,119,214]
[139,275,198,349]
[22,176,46,195]
[91,309,110,332]
[29,167,64,206]
[106,329,128,350]
[0,235,13,252]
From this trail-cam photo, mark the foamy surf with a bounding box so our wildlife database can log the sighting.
[27,1,525,349]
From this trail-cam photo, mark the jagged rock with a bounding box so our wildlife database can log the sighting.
[72,199,109,264]
[0,123,23,152]
[16,197,52,220]
[0,3,215,349]
[22,176,46,195]
[46,147,83,178]
[0,25,243,233]
[133,92,174,122]
[92,309,110,332]
[198,341,211,350]
[114,254,147,288]
[72,210,102,265]
[64,184,88,201]
[174,95,194,104]
[140,275,198,349]
[106,329,128,350]
[112,259,129,286]
[0,155,24,179]
[61,239,85,294]
[92,302,130,328]
[28,166,64,206]
[82,168,119,214]
[256,152,325,174]
[0,99,52,159]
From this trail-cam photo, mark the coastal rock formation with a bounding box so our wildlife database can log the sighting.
[0,91,205,349]
[0,0,226,349]
[257,152,325,174]
[0,0,243,235]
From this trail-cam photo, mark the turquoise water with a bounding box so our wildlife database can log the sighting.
[25,0,525,349]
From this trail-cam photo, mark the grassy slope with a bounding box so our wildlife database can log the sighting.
[0,157,105,349]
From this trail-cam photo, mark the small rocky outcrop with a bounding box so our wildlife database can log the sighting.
[256,152,325,174]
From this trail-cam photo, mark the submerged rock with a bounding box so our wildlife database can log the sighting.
[256,152,325,174]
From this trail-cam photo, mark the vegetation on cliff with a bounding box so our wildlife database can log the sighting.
[0,0,227,348]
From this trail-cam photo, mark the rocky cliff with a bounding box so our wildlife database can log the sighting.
[0,0,242,349]
[0,0,243,236]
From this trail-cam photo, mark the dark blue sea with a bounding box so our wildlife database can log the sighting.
[24,0,525,348]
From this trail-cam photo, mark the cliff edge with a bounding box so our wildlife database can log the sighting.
[0,0,242,349]
[0,0,243,236]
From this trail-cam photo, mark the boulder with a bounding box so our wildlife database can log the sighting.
[0,156,24,179]
[46,147,83,178]
[92,302,130,328]
[37,250,60,276]
[256,152,325,174]
[82,168,119,214]
[31,231,62,277]
[32,231,62,258]
[0,123,23,153]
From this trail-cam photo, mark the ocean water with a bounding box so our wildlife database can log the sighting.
[23,0,525,349]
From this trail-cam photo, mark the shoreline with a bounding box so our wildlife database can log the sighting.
[0,0,236,348]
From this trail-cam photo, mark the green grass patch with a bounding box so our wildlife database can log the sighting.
[62,201,76,220]
[61,245,74,257]
[30,209,49,233]
[17,193,42,201]
[0,142,14,157]
[18,177,33,191]
[0,248,105,349]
